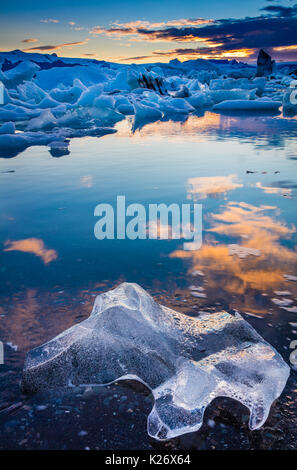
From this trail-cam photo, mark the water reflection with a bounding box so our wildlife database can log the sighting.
[187,175,243,200]
[1,111,297,449]
[171,200,297,315]
[3,238,58,265]
[115,112,297,151]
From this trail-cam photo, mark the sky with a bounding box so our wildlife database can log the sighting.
[0,0,296,63]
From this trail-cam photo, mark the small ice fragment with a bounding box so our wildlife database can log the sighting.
[213,99,281,112]
[189,286,205,292]
[78,430,88,437]
[272,298,294,307]
[274,291,292,296]
[21,283,290,441]
[191,270,205,276]
[190,291,207,298]
[228,244,261,259]
[36,405,47,411]
[281,306,297,313]
[6,342,18,351]
[244,312,263,319]
[284,274,297,282]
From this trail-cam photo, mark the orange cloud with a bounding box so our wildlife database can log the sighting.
[3,238,58,264]
[23,39,89,52]
[90,18,213,43]
[273,45,297,52]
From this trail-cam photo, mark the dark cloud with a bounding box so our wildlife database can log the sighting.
[260,4,297,17]
[21,38,38,43]
[135,15,297,51]
[23,40,89,52]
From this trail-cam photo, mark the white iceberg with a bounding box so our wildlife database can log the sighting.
[22,283,290,441]
[213,99,282,111]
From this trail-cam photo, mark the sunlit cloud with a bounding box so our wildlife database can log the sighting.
[3,238,58,264]
[90,18,213,41]
[273,44,297,51]
[23,39,89,52]
[100,10,297,62]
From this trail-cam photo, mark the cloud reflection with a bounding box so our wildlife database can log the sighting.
[3,238,58,264]
[187,175,243,201]
[171,201,297,314]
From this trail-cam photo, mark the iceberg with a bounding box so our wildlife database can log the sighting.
[22,282,290,441]
[213,99,282,112]
[0,49,295,157]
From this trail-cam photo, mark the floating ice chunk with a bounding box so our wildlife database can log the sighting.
[271,298,293,307]
[26,109,57,131]
[284,274,297,282]
[35,65,109,90]
[209,88,255,104]
[159,97,195,114]
[0,60,40,88]
[0,122,15,135]
[281,306,297,313]
[0,133,29,156]
[57,109,92,129]
[22,282,290,441]
[48,140,70,158]
[283,88,297,115]
[17,81,47,104]
[213,100,282,112]
[210,78,250,91]
[171,85,190,98]
[116,103,134,115]
[151,66,164,77]
[228,244,261,259]
[37,95,62,109]
[188,79,202,92]
[50,80,86,104]
[251,77,267,94]
[133,100,163,121]
[88,106,124,126]
[274,291,292,297]
[187,91,212,108]
[75,84,104,107]
[114,96,135,115]
[189,286,205,292]
[190,291,207,298]
[191,270,205,277]
[0,103,40,121]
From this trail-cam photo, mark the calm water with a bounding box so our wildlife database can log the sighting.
[0,111,296,449]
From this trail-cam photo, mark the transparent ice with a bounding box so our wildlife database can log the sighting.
[22,283,290,440]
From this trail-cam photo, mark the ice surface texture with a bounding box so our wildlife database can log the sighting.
[22,283,290,440]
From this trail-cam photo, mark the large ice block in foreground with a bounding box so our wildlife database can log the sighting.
[22,283,290,440]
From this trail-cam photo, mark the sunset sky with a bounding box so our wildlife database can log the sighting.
[1,0,296,63]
